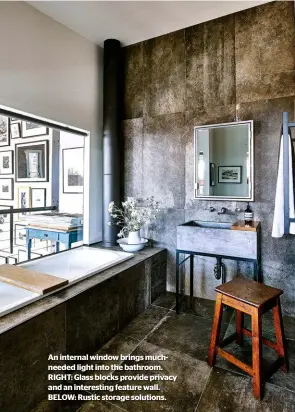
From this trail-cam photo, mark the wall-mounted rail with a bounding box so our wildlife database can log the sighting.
[0,205,58,261]
[282,112,295,234]
[0,206,56,215]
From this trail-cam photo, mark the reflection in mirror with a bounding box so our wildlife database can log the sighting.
[194,121,253,200]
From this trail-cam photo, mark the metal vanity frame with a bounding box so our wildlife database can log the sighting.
[175,249,262,314]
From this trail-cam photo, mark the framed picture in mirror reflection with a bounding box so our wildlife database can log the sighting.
[218,166,242,184]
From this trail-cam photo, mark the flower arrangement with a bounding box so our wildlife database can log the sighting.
[108,197,160,238]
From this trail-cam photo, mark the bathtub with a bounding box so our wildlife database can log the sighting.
[0,246,133,318]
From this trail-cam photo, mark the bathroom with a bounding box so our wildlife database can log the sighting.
[0,1,295,411]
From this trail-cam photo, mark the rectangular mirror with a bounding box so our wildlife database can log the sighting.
[194,121,254,201]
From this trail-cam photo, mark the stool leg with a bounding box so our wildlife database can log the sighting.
[208,293,223,367]
[236,310,244,346]
[252,310,263,399]
[273,297,289,372]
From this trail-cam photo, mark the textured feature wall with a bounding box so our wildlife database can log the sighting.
[122,1,295,314]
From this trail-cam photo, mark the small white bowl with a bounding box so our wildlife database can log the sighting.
[117,238,148,252]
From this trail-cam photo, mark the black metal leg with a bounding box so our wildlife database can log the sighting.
[221,261,226,284]
[254,261,258,282]
[214,257,222,280]
[256,258,262,283]
[190,254,194,297]
[176,251,180,314]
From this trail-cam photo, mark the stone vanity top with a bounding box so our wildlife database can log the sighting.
[0,245,165,335]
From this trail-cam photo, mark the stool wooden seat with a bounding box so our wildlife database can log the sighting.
[208,278,289,399]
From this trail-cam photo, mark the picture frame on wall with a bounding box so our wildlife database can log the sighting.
[14,224,26,247]
[18,186,31,218]
[63,147,84,194]
[0,151,13,175]
[15,140,49,182]
[218,166,242,184]
[10,122,21,139]
[0,116,10,147]
[31,188,46,208]
[22,121,48,138]
[0,178,13,200]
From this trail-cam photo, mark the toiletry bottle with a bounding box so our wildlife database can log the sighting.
[244,202,253,226]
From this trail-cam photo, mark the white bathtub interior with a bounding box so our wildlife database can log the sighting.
[21,246,134,282]
[0,246,134,318]
[0,282,39,316]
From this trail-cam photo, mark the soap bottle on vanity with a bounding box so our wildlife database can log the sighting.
[244,202,253,226]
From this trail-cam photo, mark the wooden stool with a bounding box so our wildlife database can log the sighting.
[208,278,289,399]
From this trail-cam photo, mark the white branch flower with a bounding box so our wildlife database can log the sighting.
[108,197,159,236]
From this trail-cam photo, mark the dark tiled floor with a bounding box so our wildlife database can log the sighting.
[197,367,295,412]
[146,311,228,361]
[32,293,295,412]
[121,305,170,341]
[151,291,177,310]
[177,295,216,319]
[100,341,211,412]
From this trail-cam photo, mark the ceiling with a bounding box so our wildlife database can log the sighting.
[27,1,270,47]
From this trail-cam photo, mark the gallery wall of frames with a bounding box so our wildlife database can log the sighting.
[0,116,54,207]
[0,115,84,260]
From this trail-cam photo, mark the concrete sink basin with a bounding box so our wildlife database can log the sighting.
[188,220,232,229]
[177,220,259,259]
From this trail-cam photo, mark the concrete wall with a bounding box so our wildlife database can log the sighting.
[0,1,103,244]
[122,1,295,314]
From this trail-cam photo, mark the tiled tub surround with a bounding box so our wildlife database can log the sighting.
[0,246,167,412]
[122,1,295,314]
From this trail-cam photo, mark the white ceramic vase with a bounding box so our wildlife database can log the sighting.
[128,230,141,244]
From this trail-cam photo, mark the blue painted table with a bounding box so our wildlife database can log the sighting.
[25,226,83,260]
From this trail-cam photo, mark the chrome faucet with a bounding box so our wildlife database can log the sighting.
[218,207,227,215]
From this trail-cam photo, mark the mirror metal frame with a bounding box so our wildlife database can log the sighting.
[194,120,254,201]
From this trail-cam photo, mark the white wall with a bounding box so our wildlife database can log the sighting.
[0,2,103,244]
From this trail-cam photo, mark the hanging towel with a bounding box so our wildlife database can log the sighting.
[272,135,295,237]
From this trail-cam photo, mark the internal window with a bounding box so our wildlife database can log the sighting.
[0,114,85,263]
